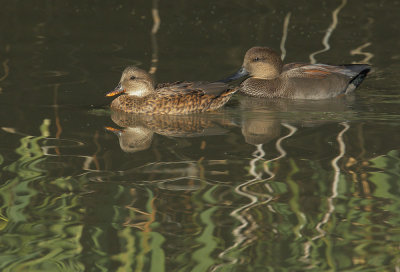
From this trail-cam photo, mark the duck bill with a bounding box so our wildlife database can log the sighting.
[104,126,123,135]
[106,83,125,97]
[218,67,249,83]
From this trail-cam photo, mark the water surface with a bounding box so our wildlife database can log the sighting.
[0,0,400,271]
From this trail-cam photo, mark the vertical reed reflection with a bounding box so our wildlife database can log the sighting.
[215,123,298,271]
[262,123,297,212]
[301,122,350,267]
[280,12,291,61]
[0,44,10,94]
[53,84,62,155]
[214,146,267,269]
[149,0,160,75]
[309,0,347,64]
[0,58,9,83]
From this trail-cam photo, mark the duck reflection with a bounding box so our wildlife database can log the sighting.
[106,109,232,152]
[239,95,356,145]
[106,126,153,153]
[106,94,357,152]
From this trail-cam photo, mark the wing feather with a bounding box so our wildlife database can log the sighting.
[156,81,232,97]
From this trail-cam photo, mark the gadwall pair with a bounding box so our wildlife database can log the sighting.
[106,47,370,114]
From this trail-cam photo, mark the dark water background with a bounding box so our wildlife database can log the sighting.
[0,0,400,271]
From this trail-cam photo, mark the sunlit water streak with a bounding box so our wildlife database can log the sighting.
[280,12,291,61]
[301,122,350,267]
[213,147,268,270]
[0,44,10,94]
[309,0,347,64]
[149,0,160,75]
[214,123,298,271]
[263,123,297,176]
[0,44,10,86]
[350,42,374,64]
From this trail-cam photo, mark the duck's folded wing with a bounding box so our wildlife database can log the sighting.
[158,81,235,97]
[156,81,184,88]
[284,63,370,79]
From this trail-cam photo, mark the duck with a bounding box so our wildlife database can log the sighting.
[220,47,371,99]
[106,66,237,114]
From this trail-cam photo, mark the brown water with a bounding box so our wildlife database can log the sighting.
[0,0,400,271]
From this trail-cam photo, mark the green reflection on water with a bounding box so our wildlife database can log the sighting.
[0,119,85,271]
[1,116,399,270]
[287,159,306,240]
[0,0,400,270]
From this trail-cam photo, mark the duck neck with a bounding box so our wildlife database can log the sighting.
[126,88,153,97]
[241,77,283,98]
[125,81,155,97]
[248,63,282,80]
[263,63,282,79]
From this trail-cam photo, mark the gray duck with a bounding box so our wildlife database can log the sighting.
[221,47,371,99]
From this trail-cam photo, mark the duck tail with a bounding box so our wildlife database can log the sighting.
[207,88,238,111]
[342,64,371,75]
[343,64,371,94]
[220,87,239,97]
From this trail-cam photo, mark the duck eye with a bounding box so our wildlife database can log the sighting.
[130,76,136,80]
[253,57,261,62]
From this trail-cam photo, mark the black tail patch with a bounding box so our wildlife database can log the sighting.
[345,65,371,94]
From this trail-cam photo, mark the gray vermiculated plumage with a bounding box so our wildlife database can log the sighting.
[226,47,371,99]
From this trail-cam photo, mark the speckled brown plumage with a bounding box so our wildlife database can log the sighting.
[107,110,234,152]
[221,47,371,100]
[110,110,232,137]
[107,67,237,114]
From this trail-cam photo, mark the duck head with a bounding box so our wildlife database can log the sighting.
[220,47,283,82]
[106,66,155,97]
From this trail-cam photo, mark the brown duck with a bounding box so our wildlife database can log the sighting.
[106,67,237,114]
[221,47,371,99]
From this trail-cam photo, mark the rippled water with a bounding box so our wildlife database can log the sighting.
[1,0,400,271]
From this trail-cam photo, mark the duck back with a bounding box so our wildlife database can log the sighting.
[111,82,237,114]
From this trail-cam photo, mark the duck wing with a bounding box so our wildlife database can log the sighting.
[282,63,370,98]
[156,81,185,88]
[284,63,371,80]
[157,81,235,97]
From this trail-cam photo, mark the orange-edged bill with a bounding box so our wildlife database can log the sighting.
[104,126,123,134]
[106,82,125,97]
